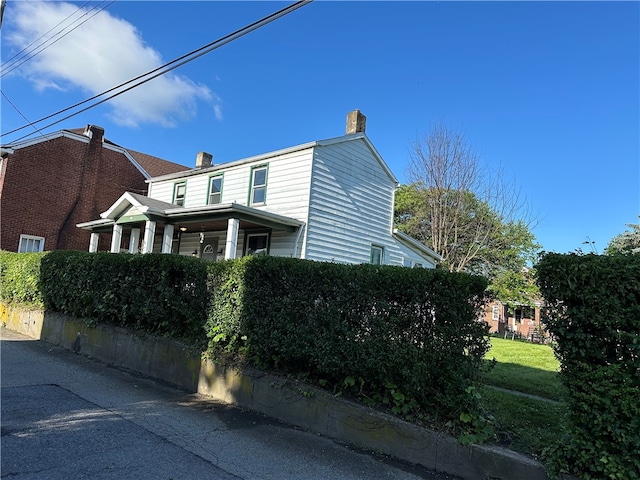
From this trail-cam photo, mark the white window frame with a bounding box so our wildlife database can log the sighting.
[492,305,500,321]
[370,245,384,265]
[208,174,223,205]
[249,165,268,206]
[18,234,45,253]
[173,182,186,206]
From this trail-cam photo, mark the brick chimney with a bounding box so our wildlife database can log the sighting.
[196,151,213,169]
[84,124,105,143]
[346,109,366,135]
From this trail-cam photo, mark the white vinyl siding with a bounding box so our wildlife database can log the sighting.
[147,149,313,220]
[389,241,437,269]
[142,136,434,267]
[305,141,395,264]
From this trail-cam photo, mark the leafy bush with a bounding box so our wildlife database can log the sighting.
[536,253,640,480]
[206,255,492,432]
[40,251,209,343]
[0,251,46,308]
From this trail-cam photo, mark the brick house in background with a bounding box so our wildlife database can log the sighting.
[483,300,545,341]
[0,125,188,252]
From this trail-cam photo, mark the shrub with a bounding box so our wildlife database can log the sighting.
[0,251,46,308]
[40,251,209,343]
[206,255,492,431]
[536,253,640,480]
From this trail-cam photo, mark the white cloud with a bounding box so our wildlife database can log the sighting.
[4,1,220,128]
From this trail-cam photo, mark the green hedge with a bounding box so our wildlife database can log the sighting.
[206,255,492,431]
[536,253,640,480]
[3,250,493,440]
[39,251,209,343]
[0,251,46,308]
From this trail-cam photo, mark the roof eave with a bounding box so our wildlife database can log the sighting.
[393,229,442,263]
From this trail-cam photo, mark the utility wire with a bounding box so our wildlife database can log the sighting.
[1,0,312,143]
[1,1,116,78]
[1,0,94,73]
[1,91,44,135]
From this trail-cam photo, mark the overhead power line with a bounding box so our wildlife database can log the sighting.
[0,1,111,77]
[1,0,313,143]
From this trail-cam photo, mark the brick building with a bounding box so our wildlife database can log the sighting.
[483,300,545,342]
[0,125,188,252]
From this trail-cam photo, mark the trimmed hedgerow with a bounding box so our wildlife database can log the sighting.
[206,255,492,433]
[39,250,209,342]
[5,249,493,440]
[0,251,46,308]
[536,253,640,480]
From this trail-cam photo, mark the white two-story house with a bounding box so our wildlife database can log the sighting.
[78,110,440,268]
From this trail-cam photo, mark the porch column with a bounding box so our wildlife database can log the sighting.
[161,224,174,254]
[110,224,123,253]
[89,232,99,253]
[224,218,239,260]
[128,228,141,254]
[141,220,156,254]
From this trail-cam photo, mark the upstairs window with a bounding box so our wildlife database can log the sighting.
[370,245,384,265]
[208,175,223,205]
[250,166,267,205]
[173,182,186,206]
[19,234,45,253]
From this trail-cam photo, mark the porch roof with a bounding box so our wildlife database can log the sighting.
[77,191,304,233]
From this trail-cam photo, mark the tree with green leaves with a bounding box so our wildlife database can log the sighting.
[395,123,541,306]
[604,217,640,254]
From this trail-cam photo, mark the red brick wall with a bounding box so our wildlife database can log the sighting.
[0,131,148,252]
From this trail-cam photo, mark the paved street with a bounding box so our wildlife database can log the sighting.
[1,328,457,480]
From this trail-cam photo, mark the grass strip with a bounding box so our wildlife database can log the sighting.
[481,386,566,459]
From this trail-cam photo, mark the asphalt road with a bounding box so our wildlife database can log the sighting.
[0,328,458,480]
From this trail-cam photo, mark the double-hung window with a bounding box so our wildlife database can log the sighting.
[245,232,269,256]
[370,245,384,265]
[174,182,186,206]
[208,175,223,205]
[250,166,267,205]
[19,234,45,253]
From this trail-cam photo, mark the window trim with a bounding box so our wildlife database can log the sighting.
[18,234,45,253]
[206,173,224,205]
[492,305,500,321]
[248,165,268,206]
[370,244,384,265]
[243,230,271,256]
[173,182,187,206]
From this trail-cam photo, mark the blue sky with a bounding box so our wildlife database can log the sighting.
[1,1,638,255]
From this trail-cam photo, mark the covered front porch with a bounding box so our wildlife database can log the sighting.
[77,192,305,260]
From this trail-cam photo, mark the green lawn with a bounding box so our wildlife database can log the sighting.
[480,387,567,459]
[480,336,566,458]
[482,336,565,401]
